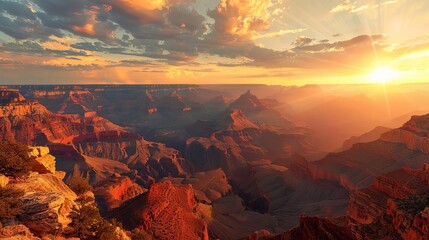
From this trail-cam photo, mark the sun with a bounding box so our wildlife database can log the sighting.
[369,67,398,83]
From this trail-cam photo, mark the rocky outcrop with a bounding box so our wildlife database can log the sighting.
[28,89,104,116]
[186,110,311,175]
[13,173,77,202]
[263,164,429,240]
[229,91,296,129]
[268,216,351,240]
[0,90,26,104]
[347,164,429,239]
[10,172,77,235]
[73,131,189,186]
[49,143,131,185]
[340,126,391,151]
[94,175,146,213]
[298,113,429,192]
[0,94,122,145]
[113,181,208,240]
[0,224,41,240]
[163,169,281,239]
[163,169,231,204]
[19,191,74,235]
[229,90,267,112]
[380,114,429,154]
[29,147,56,174]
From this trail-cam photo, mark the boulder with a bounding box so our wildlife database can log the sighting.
[28,147,56,174]
[0,174,9,188]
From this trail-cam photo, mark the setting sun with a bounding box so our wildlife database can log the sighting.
[369,67,398,83]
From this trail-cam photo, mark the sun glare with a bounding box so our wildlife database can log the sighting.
[369,67,398,83]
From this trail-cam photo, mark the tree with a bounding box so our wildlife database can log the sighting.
[130,228,151,240]
[0,141,33,177]
[68,196,124,240]
[68,175,93,196]
[0,187,24,226]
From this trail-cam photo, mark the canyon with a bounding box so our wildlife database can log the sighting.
[1,84,429,240]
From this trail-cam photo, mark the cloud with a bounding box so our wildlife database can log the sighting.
[253,28,306,40]
[0,40,88,56]
[330,0,368,13]
[228,35,389,70]
[293,36,314,47]
[206,0,272,43]
[0,57,22,65]
[330,0,399,14]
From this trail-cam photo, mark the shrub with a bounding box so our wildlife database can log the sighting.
[68,175,93,195]
[0,187,24,225]
[130,228,151,240]
[69,197,124,240]
[0,141,33,177]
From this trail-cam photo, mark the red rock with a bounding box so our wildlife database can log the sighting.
[94,176,146,213]
[113,181,208,240]
[0,94,122,145]
[269,216,351,240]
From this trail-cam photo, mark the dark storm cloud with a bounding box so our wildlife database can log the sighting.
[0,1,63,40]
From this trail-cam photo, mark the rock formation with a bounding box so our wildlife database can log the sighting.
[28,147,56,174]
[267,164,429,240]
[229,91,296,129]
[113,181,209,240]
[72,131,189,186]
[300,113,429,191]
[94,175,146,214]
[0,224,41,240]
[0,92,122,145]
[11,172,77,235]
[347,164,429,239]
[186,109,312,175]
[339,126,391,151]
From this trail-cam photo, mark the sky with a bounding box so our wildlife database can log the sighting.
[0,0,429,85]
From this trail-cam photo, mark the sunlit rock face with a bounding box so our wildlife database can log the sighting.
[269,164,429,240]
[0,91,122,145]
[347,164,429,239]
[94,175,146,214]
[186,109,311,175]
[0,224,41,240]
[9,172,77,236]
[28,147,56,174]
[299,113,429,192]
[113,181,209,240]
[72,130,190,187]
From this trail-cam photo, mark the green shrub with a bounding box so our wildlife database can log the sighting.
[0,187,24,225]
[0,141,33,177]
[69,197,124,240]
[68,175,93,195]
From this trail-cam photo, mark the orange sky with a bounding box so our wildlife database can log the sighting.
[0,0,429,85]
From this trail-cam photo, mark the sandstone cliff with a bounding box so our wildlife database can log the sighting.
[267,164,429,240]
[94,175,146,214]
[0,93,122,145]
[301,113,429,191]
